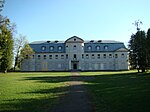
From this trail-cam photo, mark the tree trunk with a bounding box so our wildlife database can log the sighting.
[142,67,145,73]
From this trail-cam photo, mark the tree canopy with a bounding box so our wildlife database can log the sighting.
[128,27,150,72]
[0,18,14,73]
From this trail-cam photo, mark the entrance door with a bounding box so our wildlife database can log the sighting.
[73,63,77,70]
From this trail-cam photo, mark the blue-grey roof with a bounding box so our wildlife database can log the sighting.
[29,38,126,53]
[84,43,125,52]
[30,41,65,53]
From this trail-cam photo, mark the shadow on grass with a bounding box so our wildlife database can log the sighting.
[1,85,68,112]
[1,71,150,112]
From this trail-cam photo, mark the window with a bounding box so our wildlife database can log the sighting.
[88,46,92,50]
[86,54,89,59]
[96,46,100,50]
[49,55,52,59]
[73,45,77,50]
[74,38,76,41]
[74,54,77,59]
[55,55,58,59]
[58,46,62,50]
[82,54,84,59]
[38,55,41,59]
[25,55,28,59]
[115,54,118,58]
[121,53,125,58]
[50,46,54,51]
[66,46,68,50]
[97,54,100,59]
[32,55,35,59]
[109,54,112,58]
[104,45,108,50]
[103,54,106,58]
[66,54,68,59]
[41,46,46,51]
[61,55,64,59]
[92,54,95,59]
[43,55,46,59]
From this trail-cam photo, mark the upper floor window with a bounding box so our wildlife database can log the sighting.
[49,55,52,59]
[61,55,64,59]
[74,38,76,41]
[86,54,89,59]
[96,46,100,50]
[58,46,62,50]
[43,55,46,59]
[50,46,54,51]
[74,54,77,59]
[73,45,77,50]
[121,53,125,58]
[82,54,84,59]
[38,55,41,59]
[97,54,100,59]
[66,54,68,59]
[25,55,28,59]
[32,55,35,59]
[104,45,108,50]
[55,55,58,59]
[92,54,95,59]
[115,54,118,58]
[41,46,46,51]
[109,54,112,58]
[103,54,106,58]
[87,46,92,50]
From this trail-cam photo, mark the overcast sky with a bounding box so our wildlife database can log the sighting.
[2,0,150,46]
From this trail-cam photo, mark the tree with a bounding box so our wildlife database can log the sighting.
[0,0,5,12]
[146,28,150,69]
[19,43,34,68]
[0,19,14,73]
[13,34,28,70]
[132,19,143,31]
[0,0,5,61]
[129,31,147,72]
[0,0,5,26]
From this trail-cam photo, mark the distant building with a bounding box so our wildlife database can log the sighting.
[21,36,128,71]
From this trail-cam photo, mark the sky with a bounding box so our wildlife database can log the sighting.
[1,0,150,46]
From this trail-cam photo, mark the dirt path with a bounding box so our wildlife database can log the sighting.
[51,72,94,112]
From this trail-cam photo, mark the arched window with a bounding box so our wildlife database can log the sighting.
[96,46,100,50]
[49,46,54,51]
[88,46,92,50]
[58,46,62,50]
[104,45,108,50]
[41,46,46,51]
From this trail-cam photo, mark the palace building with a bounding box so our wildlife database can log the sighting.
[21,36,128,71]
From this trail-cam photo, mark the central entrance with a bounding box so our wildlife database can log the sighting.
[71,61,79,70]
[73,63,77,70]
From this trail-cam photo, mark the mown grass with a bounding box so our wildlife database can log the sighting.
[81,71,150,112]
[0,72,70,112]
[1,71,150,112]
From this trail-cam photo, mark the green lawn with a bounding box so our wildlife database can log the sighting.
[0,72,70,112]
[0,71,150,112]
[81,71,150,112]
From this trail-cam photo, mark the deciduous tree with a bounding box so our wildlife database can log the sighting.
[13,34,28,70]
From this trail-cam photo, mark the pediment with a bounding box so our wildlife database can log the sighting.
[65,36,84,43]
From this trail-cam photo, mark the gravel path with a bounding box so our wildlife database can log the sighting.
[51,72,94,112]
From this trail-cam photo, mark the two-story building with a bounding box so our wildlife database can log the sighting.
[21,36,128,71]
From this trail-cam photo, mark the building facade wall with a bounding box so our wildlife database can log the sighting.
[21,36,128,71]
